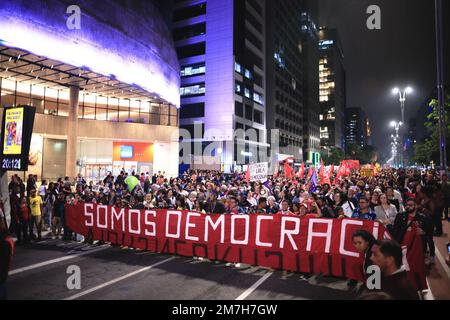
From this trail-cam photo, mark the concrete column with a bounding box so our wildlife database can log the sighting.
[66,86,79,178]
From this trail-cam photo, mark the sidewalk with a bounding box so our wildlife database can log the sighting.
[426,220,450,300]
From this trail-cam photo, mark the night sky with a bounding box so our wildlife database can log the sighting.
[318,0,437,158]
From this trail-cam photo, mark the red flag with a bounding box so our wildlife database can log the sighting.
[284,161,293,179]
[298,163,305,179]
[335,161,347,182]
[403,228,428,290]
[306,166,315,180]
[329,164,334,178]
[318,159,325,181]
[245,165,250,183]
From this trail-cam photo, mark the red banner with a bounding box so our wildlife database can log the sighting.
[342,160,360,170]
[65,204,426,289]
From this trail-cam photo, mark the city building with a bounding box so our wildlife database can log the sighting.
[173,0,268,172]
[0,0,180,181]
[265,0,303,163]
[300,0,321,166]
[345,107,368,149]
[318,27,346,151]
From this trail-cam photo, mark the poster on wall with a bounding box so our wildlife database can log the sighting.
[0,106,36,171]
[3,107,24,155]
[26,134,43,178]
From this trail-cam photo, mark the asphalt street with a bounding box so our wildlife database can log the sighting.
[5,222,450,300]
[6,237,357,300]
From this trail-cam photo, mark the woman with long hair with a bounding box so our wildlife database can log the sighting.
[351,230,376,285]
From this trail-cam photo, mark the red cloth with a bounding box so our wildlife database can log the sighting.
[20,205,30,221]
[298,163,305,179]
[245,165,250,183]
[284,161,293,179]
[318,159,325,181]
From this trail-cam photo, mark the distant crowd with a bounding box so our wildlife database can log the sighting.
[0,166,449,299]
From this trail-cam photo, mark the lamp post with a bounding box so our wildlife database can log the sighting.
[392,87,413,124]
[434,0,447,175]
[390,121,402,167]
[392,87,412,167]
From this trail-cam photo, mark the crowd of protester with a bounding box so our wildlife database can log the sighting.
[1,166,449,299]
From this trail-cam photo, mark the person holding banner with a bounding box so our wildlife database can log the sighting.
[352,197,376,221]
[392,198,435,265]
[266,196,279,214]
[278,200,292,215]
[370,240,419,300]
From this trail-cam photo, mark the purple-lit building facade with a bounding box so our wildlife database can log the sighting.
[173,0,268,172]
[0,0,180,180]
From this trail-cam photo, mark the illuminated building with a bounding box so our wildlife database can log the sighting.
[173,0,267,172]
[318,27,346,151]
[0,0,180,180]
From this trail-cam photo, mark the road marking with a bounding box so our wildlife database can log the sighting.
[422,278,435,300]
[235,271,273,300]
[435,246,450,281]
[63,257,176,300]
[9,245,110,276]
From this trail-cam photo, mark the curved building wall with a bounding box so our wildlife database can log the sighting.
[0,0,180,106]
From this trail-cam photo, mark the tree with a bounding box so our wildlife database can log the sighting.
[320,147,345,164]
[345,144,378,164]
[412,96,450,166]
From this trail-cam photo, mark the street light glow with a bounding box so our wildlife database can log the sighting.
[392,87,399,95]
[405,87,413,94]
[390,121,397,127]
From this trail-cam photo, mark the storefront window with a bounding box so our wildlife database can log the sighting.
[0,77,178,126]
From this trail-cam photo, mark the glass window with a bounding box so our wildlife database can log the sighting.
[176,42,205,59]
[180,83,205,96]
[58,102,69,117]
[181,63,206,77]
[234,62,242,73]
[235,82,241,93]
[244,69,252,79]
[254,110,262,124]
[244,88,251,99]
[180,103,204,119]
[235,102,243,117]
[253,92,263,105]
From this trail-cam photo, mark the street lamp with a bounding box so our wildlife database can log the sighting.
[389,121,402,167]
[392,87,413,124]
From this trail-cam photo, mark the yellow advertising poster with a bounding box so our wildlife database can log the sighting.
[3,107,24,155]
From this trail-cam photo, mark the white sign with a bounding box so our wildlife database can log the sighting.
[250,162,268,182]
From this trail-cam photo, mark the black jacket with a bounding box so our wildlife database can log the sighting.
[392,211,433,243]
[380,271,419,300]
[0,233,13,284]
[204,201,226,214]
